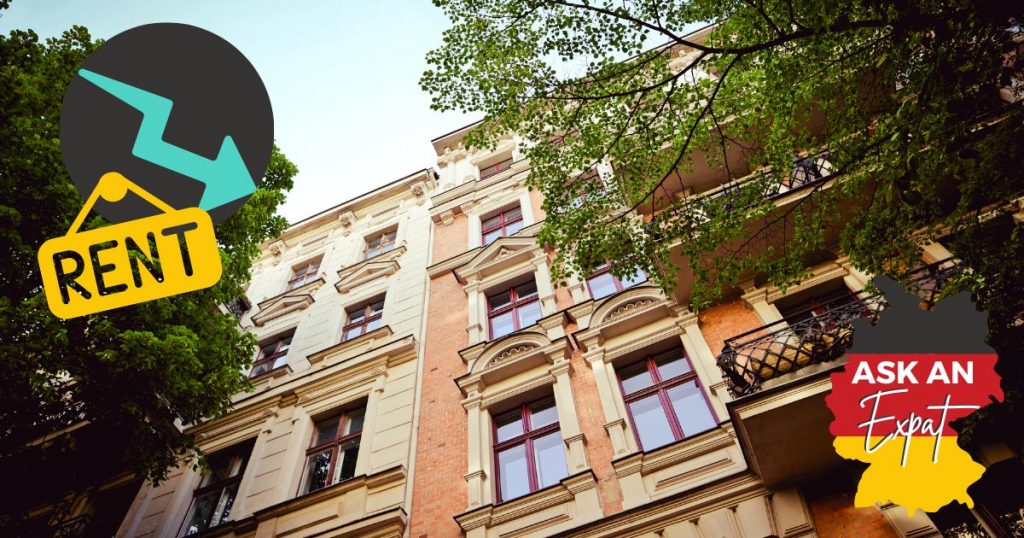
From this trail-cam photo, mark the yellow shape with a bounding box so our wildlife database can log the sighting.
[38,172,222,319]
[834,435,984,514]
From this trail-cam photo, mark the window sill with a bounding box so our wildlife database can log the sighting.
[610,425,746,509]
[248,363,292,385]
[307,325,394,367]
[455,470,600,535]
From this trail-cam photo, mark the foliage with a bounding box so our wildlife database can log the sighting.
[424,0,1023,306]
[424,0,1024,445]
[0,21,297,518]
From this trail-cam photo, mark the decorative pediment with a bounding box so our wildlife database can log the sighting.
[454,236,539,282]
[591,286,670,326]
[454,332,572,396]
[335,247,405,293]
[251,292,316,327]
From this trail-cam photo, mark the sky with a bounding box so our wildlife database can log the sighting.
[0,0,480,224]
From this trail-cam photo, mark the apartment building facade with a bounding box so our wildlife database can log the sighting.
[408,115,1024,538]
[115,169,436,538]
[97,29,1024,538]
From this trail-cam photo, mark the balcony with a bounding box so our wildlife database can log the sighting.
[647,152,834,236]
[719,258,957,487]
[717,257,956,396]
[717,292,884,396]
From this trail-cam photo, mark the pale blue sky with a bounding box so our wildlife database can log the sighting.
[1,0,479,223]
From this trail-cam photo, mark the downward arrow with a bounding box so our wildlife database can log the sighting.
[78,68,256,211]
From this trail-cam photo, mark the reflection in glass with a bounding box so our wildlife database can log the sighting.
[667,381,717,436]
[628,394,675,450]
[303,449,333,494]
[533,432,568,489]
[497,445,530,501]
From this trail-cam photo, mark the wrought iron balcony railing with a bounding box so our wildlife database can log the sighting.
[717,292,886,396]
[717,257,960,396]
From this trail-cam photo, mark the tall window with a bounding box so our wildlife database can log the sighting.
[301,407,365,495]
[619,349,717,451]
[481,206,524,245]
[251,334,292,377]
[487,280,542,339]
[586,262,646,300]
[286,258,321,291]
[343,298,384,341]
[364,230,397,260]
[182,442,252,535]
[493,398,568,503]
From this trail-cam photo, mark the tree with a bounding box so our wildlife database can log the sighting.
[423,1,1024,442]
[0,19,297,523]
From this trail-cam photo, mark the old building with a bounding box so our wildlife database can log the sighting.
[108,28,1024,538]
[408,33,1024,538]
[115,169,436,537]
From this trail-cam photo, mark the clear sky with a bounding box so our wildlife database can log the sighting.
[0,0,479,223]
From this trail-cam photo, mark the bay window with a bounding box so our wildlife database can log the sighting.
[300,407,365,495]
[493,398,568,503]
[487,280,542,339]
[618,349,717,451]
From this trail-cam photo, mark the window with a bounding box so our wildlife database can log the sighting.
[481,206,524,245]
[776,287,857,325]
[586,262,646,300]
[364,229,397,260]
[301,407,365,495]
[487,280,542,339]
[492,398,568,503]
[343,298,384,341]
[250,334,292,377]
[479,156,514,180]
[618,349,717,451]
[182,442,252,535]
[286,258,321,290]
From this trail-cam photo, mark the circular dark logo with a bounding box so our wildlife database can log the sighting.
[60,23,273,225]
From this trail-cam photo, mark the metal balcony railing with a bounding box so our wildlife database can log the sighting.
[717,257,960,396]
[717,292,886,396]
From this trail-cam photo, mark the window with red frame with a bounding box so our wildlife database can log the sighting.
[300,407,365,495]
[250,334,292,377]
[492,398,568,502]
[586,262,646,300]
[481,206,524,245]
[364,229,397,260]
[286,258,321,291]
[487,280,542,339]
[618,349,717,451]
[182,441,253,535]
[343,299,384,341]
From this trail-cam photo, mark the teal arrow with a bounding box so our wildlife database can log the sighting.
[78,68,256,211]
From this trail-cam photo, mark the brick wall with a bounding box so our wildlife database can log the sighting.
[567,343,623,514]
[410,215,471,538]
[803,476,899,538]
[697,298,765,356]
